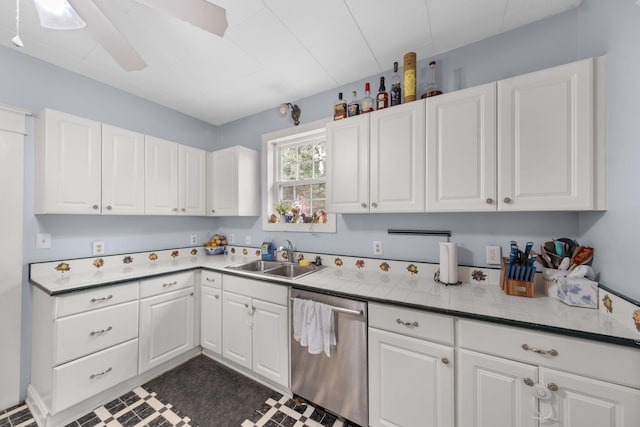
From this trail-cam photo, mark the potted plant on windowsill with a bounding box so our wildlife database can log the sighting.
[274,201,293,223]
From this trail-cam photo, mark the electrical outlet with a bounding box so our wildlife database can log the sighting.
[373,240,383,256]
[36,233,51,249]
[92,241,105,256]
[190,234,198,245]
[245,235,251,245]
[486,245,501,264]
[228,233,235,244]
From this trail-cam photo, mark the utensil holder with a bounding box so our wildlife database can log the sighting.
[500,257,535,298]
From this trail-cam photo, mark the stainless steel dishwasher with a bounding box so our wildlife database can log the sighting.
[290,288,368,427]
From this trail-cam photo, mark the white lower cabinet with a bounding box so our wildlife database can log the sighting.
[222,275,289,388]
[139,273,196,373]
[200,271,222,355]
[368,303,454,427]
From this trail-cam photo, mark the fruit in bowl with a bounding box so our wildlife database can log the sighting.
[204,234,227,248]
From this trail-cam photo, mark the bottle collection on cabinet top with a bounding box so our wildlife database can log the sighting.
[332,52,443,120]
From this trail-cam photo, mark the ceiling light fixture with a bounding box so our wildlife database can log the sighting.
[278,102,301,126]
[12,0,23,48]
[34,0,86,30]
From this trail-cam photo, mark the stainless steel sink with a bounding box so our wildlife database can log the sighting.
[225,260,324,279]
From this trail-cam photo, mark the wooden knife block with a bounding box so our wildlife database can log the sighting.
[500,257,535,298]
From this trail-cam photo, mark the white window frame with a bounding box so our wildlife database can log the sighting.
[262,118,336,233]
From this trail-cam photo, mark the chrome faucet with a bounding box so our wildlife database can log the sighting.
[279,239,294,263]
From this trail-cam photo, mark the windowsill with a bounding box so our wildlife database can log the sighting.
[262,220,336,233]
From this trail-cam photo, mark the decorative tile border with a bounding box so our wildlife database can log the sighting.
[598,288,640,337]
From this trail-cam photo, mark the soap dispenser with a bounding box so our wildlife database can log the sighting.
[261,241,276,261]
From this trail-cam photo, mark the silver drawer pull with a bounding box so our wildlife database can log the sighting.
[214,295,220,299]
[90,367,112,379]
[523,377,535,386]
[396,318,419,327]
[522,344,558,356]
[90,295,113,303]
[162,281,178,287]
[441,357,450,365]
[547,383,559,391]
[90,326,112,336]
[206,277,215,282]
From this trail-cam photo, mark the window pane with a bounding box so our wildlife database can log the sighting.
[313,160,325,178]
[311,183,325,199]
[298,144,313,162]
[281,163,296,181]
[282,186,294,201]
[312,200,326,212]
[298,160,313,180]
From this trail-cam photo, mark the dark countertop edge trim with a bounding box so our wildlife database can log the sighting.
[31,265,640,350]
[598,283,640,308]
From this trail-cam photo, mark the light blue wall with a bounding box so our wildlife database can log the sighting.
[2,0,639,402]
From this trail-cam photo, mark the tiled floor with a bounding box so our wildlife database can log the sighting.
[1,379,359,427]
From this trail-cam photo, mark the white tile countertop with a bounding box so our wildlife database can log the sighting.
[29,246,640,349]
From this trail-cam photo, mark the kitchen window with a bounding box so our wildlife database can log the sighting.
[262,119,336,232]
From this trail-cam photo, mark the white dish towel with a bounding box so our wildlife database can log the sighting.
[292,298,336,357]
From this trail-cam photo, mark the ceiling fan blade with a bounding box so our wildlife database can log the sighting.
[67,0,147,71]
[135,0,228,37]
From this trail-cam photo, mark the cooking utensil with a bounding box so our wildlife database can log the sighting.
[569,246,593,271]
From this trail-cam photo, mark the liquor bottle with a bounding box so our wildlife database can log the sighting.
[361,83,374,113]
[403,51,416,102]
[333,92,347,120]
[390,61,401,106]
[422,60,443,98]
[376,77,389,110]
[347,91,360,117]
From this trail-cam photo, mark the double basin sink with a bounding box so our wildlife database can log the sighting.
[225,260,325,280]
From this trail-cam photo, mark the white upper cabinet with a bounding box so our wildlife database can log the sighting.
[102,125,145,215]
[426,83,497,212]
[498,57,600,211]
[327,100,426,213]
[145,137,206,216]
[35,109,102,214]
[207,145,259,216]
[179,145,206,216]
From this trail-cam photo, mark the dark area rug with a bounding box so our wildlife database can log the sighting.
[144,355,276,427]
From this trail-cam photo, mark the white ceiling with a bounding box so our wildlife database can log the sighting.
[0,0,582,126]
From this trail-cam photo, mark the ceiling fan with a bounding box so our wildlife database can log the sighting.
[29,0,228,71]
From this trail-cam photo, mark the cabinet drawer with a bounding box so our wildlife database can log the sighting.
[54,301,138,365]
[457,319,640,389]
[201,270,222,288]
[223,274,287,305]
[140,271,194,298]
[369,303,454,345]
[55,282,139,318]
[52,339,138,414]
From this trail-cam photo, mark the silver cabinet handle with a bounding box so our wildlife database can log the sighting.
[547,383,559,391]
[523,377,535,386]
[90,367,112,379]
[244,303,249,308]
[504,197,512,203]
[396,318,419,327]
[106,205,112,210]
[361,203,367,208]
[214,295,220,299]
[522,344,558,356]
[90,295,113,303]
[92,204,99,210]
[371,202,378,208]
[162,281,178,287]
[206,277,215,282]
[173,208,179,212]
[441,357,449,365]
[181,208,186,212]
[90,326,112,336]
[486,198,493,204]
[211,209,215,213]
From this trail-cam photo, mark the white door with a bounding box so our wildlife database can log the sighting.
[35,109,102,214]
[222,291,252,369]
[102,124,145,215]
[369,328,454,427]
[426,83,497,212]
[145,136,179,215]
[139,287,195,373]
[458,349,538,427]
[540,367,640,427]
[370,99,426,212]
[252,299,288,387]
[179,145,206,216]
[326,114,370,213]
[498,58,594,211]
[207,148,238,216]
[200,286,222,355]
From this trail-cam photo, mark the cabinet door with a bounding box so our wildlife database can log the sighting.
[369,328,454,427]
[139,287,195,373]
[200,286,222,355]
[326,115,370,213]
[222,291,252,369]
[498,58,594,211]
[178,145,206,216]
[370,100,426,212]
[145,136,179,215]
[540,367,640,427]
[207,148,237,216]
[102,125,145,215]
[426,83,497,212]
[458,349,538,427]
[35,109,102,214]
[252,299,288,387]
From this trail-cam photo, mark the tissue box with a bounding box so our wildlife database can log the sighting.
[542,268,598,309]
